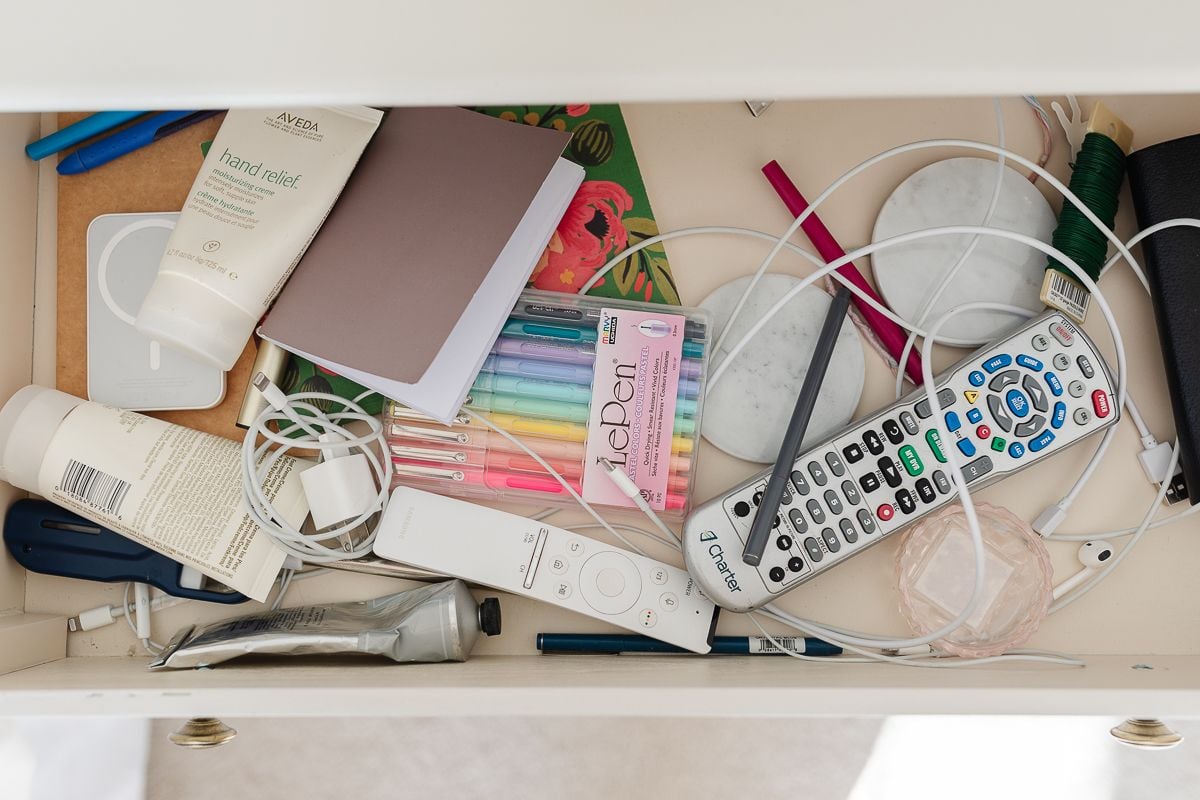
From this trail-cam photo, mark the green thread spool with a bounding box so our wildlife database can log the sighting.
[1041,105,1132,322]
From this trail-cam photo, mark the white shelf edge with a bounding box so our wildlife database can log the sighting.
[2,655,1198,717]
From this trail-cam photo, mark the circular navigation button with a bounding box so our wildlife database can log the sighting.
[1068,380,1085,398]
[649,566,668,585]
[566,538,586,557]
[769,566,786,582]
[659,592,679,612]
[596,568,626,598]
[733,501,751,518]
[549,556,569,575]
[639,609,657,628]
[553,581,573,600]
[579,551,642,615]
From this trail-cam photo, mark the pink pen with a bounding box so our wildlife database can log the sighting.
[762,160,923,384]
[391,457,687,510]
[387,417,694,474]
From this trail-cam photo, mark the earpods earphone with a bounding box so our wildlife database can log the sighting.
[1052,541,1116,600]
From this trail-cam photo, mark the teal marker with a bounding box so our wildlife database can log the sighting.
[501,319,705,358]
[472,373,699,416]
[465,389,697,430]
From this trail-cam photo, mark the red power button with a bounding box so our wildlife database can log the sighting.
[1092,390,1111,418]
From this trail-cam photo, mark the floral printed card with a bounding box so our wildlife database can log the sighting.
[473,104,678,305]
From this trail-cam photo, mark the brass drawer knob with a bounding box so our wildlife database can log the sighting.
[1110,718,1183,749]
[168,717,238,749]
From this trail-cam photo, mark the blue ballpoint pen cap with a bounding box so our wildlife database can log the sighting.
[56,152,87,176]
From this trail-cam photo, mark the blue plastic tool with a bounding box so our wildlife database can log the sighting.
[3,499,247,604]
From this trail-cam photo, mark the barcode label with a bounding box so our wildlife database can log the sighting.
[1040,270,1090,324]
[57,459,132,517]
[749,636,804,654]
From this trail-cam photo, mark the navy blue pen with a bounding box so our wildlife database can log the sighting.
[537,633,842,656]
[58,110,221,175]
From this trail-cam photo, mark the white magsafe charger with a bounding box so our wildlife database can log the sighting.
[86,212,225,411]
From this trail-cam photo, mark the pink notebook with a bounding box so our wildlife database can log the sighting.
[260,107,582,423]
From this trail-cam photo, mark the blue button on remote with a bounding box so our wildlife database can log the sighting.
[966,408,983,424]
[956,438,976,457]
[944,411,962,432]
[982,354,1013,373]
[1045,372,1063,396]
[1052,401,1066,429]
[1009,442,1025,458]
[1005,389,1030,419]
[968,371,986,387]
[1016,354,1043,371]
[1029,431,1056,452]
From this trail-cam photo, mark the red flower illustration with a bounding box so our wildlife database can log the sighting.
[531,180,633,293]
[566,104,591,117]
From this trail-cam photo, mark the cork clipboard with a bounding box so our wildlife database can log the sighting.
[56,111,257,441]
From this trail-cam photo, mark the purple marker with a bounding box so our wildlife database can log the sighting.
[491,336,703,379]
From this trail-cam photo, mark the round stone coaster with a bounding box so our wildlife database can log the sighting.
[700,274,865,463]
[872,157,1056,343]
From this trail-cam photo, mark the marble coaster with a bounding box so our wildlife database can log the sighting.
[872,157,1056,343]
[700,274,865,463]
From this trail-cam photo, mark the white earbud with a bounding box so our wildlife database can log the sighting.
[1052,540,1115,600]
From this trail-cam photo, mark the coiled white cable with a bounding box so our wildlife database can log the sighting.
[242,380,391,563]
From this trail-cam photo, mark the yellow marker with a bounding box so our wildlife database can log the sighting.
[672,435,694,455]
[964,390,980,404]
[485,412,588,442]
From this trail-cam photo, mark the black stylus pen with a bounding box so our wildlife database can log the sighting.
[741,284,854,565]
[537,633,842,656]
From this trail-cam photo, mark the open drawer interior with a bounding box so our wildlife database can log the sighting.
[2,96,1199,716]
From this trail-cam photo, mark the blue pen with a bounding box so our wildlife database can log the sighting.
[536,633,842,657]
[57,110,221,175]
[501,319,706,358]
[26,111,148,160]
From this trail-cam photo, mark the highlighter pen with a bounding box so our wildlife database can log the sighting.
[466,388,699,428]
[391,460,688,510]
[491,338,704,381]
[58,110,221,175]
[391,445,586,480]
[473,371,701,404]
[390,442,690,492]
[479,355,702,399]
[510,297,708,340]
[501,320,705,359]
[536,633,842,657]
[483,411,696,454]
[386,406,695,453]
[386,420,694,474]
[26,111,148,160]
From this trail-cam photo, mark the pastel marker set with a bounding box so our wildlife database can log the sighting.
[385,289,710,517]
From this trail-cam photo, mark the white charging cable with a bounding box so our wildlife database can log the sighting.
[242,375,391,563]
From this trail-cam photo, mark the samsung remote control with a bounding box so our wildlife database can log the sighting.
[683,312,1120,612]
[374,487,720,653]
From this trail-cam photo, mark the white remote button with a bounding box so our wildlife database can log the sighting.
[374,488,718,653]
[580,552,642,614]
[683,311,1119,613]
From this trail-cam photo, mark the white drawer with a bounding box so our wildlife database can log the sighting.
[1,95,1198,717]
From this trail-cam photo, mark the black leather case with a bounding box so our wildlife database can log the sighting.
[1128,133,1200,503]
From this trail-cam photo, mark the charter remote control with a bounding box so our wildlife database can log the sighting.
[683,312,1119,612]
[374,487,719,653]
